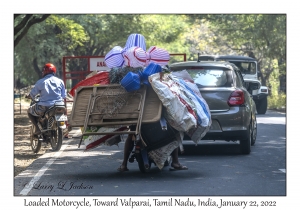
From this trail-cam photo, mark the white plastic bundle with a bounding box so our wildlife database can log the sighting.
[174,77,212,144]
[149,71,212,145]
[149,72,198,132]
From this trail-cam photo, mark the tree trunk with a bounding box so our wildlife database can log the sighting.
[14,14,51,48]
[15,78,26,89]
[264,69,272,87]
[33,58,42,78]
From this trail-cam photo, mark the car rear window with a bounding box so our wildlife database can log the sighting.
[226,61,256,75]
[171,67,233,87]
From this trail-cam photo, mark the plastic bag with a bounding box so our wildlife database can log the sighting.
[104,46,125,68]
[149,72,212,144]
[149,72,197,132]
[123,47,147,68]
[146,46,170,66]
[171,73,212,144]
[148,140,179,170]
[83,126,128,151]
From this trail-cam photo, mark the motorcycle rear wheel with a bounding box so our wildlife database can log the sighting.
[136,152,151,173]
[50,126,63,151]
[164,155,172,167]
[30,125,41,153]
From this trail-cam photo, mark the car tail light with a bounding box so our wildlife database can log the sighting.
[228,90,245,106]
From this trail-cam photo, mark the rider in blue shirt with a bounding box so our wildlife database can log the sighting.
[26,63,66,135]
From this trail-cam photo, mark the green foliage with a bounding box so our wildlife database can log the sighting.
[14,14,286,94]
[268,92,286,110]
[267,59,286,109]
[268,59,280,92]
[14,15,89,85]
[67,14,143,55]
[203,14,286,59]
[140,15,187,45]
[14,14,51,48]
[186,14,286,91]
[46,16,88,51]
[14,14,188,87]
[184,20,236,60]
[139,15,191,61]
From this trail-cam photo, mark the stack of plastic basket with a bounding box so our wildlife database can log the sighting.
[120,71,142,92]
[141,63,162,86]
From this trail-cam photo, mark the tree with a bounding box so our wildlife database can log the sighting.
[139,15,190,62]
[14,14,144,87]
[64,14,143,56]
[14,15,88,87]
[61,14,189,86]
[14,14,198,88]
[14,14,51,48]
[183,19,236,60]
[186,14,286,87]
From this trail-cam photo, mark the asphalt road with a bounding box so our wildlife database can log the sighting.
[14,110,286,198]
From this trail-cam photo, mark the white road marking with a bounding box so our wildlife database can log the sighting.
[19,144,69,195]
[279,169,286,173]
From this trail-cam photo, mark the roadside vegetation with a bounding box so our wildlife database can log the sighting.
[268,92,286,111]
[268,61,286,110]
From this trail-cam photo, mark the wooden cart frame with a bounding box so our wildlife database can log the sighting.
[69,84,162,147]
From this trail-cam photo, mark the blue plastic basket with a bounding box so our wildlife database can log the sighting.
[142,63,162,85]
[120,72,141,92]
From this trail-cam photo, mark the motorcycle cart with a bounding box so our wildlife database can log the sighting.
[69,84,178,173]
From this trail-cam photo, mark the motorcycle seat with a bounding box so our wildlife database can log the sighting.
[43,101,65,117]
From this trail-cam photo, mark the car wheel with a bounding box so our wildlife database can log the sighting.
[257,97,267,114]
[251,115,257,146]
[240,123,252,155]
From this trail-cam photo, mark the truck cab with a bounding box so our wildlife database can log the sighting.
[197,55,268,114]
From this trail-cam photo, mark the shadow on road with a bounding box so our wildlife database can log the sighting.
[180,142,241,156]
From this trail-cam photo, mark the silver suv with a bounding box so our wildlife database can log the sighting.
[197,55,268,114]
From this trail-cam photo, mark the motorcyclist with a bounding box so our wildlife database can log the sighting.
[26,63,66,136]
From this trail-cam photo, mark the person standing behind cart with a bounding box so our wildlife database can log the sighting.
[118,132,188,172]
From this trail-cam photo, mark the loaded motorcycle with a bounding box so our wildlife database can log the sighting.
[27,95,67,153]
[128,119,177,173]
